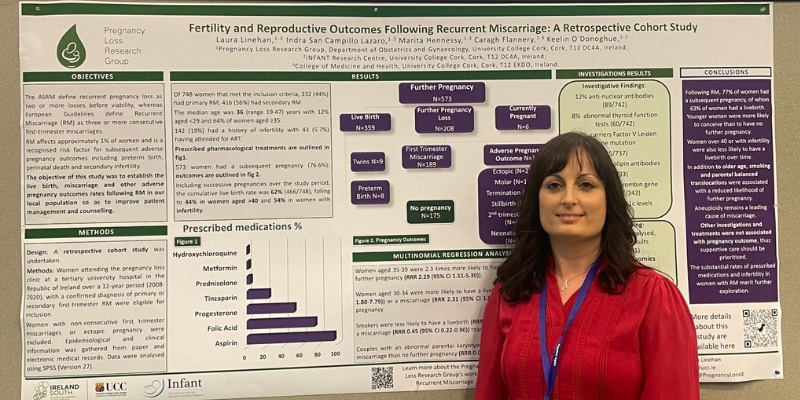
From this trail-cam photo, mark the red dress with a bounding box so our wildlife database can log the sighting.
[475,264,699,400]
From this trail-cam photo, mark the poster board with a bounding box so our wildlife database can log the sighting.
[4,2,800,400]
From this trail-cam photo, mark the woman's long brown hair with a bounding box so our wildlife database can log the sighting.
[495,132,639,303]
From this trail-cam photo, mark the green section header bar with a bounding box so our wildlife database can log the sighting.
[26,226,168,239]
[23,72,164,83]
[22,3,769,17]
[556,68,673,79]
[171,70,550,82]
[353,248,511,262]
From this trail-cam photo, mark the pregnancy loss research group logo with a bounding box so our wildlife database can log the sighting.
[57,24,86,68]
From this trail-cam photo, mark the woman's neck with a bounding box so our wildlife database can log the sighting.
[550,238,601,278]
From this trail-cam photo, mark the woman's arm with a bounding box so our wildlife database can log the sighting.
[475,284,508,400]
[639,275,700,400]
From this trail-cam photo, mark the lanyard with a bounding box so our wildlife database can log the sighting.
[539,259,600,400]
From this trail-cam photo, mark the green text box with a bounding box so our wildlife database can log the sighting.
[23,72,163,82]
[634,221,677,282]
[353,248,510,262]
[25,226,167,239]
[556,69,673,80]
[171,70,550,82]
[559,79,672,218]
[407,200,455,224]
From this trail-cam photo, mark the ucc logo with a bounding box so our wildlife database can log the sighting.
[95,382,127,392]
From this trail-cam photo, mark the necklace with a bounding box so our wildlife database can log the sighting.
[555,264,593,291]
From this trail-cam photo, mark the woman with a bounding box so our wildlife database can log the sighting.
[475,132,699,399]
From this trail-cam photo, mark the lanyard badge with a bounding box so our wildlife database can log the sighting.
[539,259,600,400]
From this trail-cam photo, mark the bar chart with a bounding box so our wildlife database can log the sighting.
[243,238,342,347]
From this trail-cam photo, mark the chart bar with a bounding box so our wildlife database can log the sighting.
[246,302,297,314]
[246,288,272,300]
[247,330,337,345]
[247,316,317,329]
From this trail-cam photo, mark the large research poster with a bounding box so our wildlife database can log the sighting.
[19,2,782,399]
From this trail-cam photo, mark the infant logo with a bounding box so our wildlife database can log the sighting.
[57,24,86,68]
[143,380,165,398]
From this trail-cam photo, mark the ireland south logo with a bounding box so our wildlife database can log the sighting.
[57,24,85,68]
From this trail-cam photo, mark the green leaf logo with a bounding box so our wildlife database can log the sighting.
[57,25,85,68]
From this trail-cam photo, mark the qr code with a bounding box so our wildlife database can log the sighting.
[743,308,779,348]
[371,366,394,389]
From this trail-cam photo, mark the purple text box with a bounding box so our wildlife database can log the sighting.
[402,145,452,169]
[340,113,392,132]
[477,167,528,245]
[351,180,390,205]
[350,152,386,172]
[682,79,776,304]
[484,144,543,166]
[399,82,486,104]
[415,106,474,134]
[495,105,552,130]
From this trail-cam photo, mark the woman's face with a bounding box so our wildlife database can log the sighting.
[538,151,607,244]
